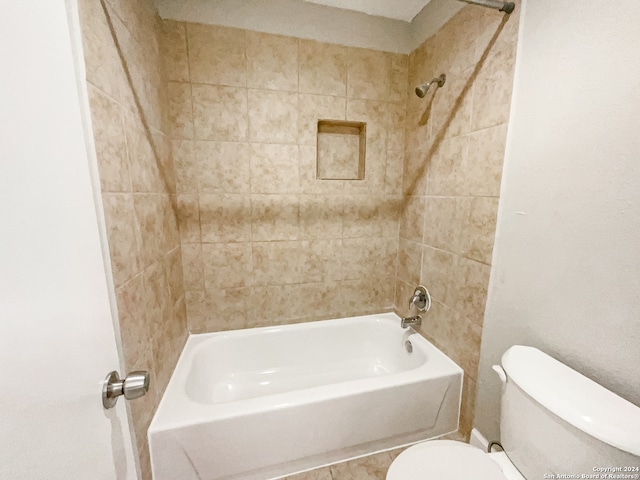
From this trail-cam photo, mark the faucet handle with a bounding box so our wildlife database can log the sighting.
[409,285,431,312]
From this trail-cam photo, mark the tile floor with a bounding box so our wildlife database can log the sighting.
[282,432,466,480]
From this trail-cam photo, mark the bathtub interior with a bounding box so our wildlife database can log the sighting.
[185,317,428,404]
[149,313,463,480]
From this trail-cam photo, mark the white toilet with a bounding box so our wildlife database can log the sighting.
[387,345,640,480]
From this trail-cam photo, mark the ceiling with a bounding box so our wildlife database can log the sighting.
[300,0,432,22]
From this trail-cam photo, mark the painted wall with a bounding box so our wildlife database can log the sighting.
[396,2,520,438]
[77,0,187,477]
[153,0,412,53]
[475,0,640,441]
[153,0,466,54]
[163,22,407,332]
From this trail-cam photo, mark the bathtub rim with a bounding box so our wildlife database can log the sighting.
[149,312,463,434]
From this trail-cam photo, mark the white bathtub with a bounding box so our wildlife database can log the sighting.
[148,313,462,480]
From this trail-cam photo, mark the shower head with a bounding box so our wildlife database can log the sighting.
[415,74,446,98]
[415,84,430,98]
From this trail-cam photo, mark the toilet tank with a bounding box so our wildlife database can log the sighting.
[498,346,640,480]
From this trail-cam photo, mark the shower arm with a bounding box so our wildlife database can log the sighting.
[456,0,515,14]
[415,74,446,98]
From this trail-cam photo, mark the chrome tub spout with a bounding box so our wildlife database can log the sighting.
[401,315,422,329]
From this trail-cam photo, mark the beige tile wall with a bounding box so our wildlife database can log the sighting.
[396,4,520,439]
[78,0,188,478]
[162,22,408,332]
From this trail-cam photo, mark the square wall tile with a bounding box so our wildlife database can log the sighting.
[167,82,193,140]
[202,243,252,289]
[188,287,250,332]
[187,23,246,87]
[380,195,402,239]
[459,197,498,265]
[143,259,172,331]
[251,194,300,241]
[250,144,300,194]
[341,237,385,280]
[430,67,474,140]
[420,246,457,305]
[192,84,248,141]
[399,194,425,243]
[471,44,516,131]
[389,54,409,103]
[385,150,404,194]
[247,284,302,327]
[422,196,465,253]
[299,40,347,97]
[176,194,201,243]
[397,238,422,286]
[246,31,298,91]
[87,85,131,193]
[195,141,251,193]
[252,241,320,286]
[248,89,298,144]
[115,275,148,367]
[299,195,343,239]
[299,146,345,195]
[298,93,346,146]
[310,239,343,283]
[78,0,124,102]
[346,99,388,151]
[181,243,204,290]
[125,113,164,193]
[343,147,385,195]
[165,246,184,305]
[172,140,198,194]
[161,20,189,82]
[454,256,491,325]
[342,194,382,238]
[134,194,167,268]
[426,135,468,196]
[199,194,252,243]
[347,47,391,102]
[463,123,507,197]
[340,276,395,315]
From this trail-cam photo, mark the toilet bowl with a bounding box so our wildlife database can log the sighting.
[387,440,524,480]
[387,346,640,480]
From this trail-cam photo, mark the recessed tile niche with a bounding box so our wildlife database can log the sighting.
[316,120,366,180]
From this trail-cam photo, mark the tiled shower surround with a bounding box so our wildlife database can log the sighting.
[165,21,408,332]
[396,4,520,439]
[78,0,187,476]
[78,0,519,477]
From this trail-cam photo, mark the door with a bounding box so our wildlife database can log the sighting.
[0,1,138,479]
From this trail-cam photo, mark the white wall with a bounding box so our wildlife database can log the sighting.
[153,0,412,53]
[475,0,640,440]
[153,0,463,54]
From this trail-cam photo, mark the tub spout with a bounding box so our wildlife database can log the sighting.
[401,315,422,329]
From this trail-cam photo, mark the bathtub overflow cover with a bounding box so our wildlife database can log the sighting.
[405,340,413,354]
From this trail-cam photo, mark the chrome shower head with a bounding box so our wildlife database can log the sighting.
[415,74,446,98]
[415,84,430,98]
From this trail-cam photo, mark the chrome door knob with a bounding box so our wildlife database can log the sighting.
[102,370,150,409]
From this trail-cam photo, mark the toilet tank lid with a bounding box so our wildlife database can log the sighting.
[502,345,640,457]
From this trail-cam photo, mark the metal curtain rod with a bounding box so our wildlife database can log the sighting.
[457,0,515,14]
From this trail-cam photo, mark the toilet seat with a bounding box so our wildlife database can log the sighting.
[386,440,508,480]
